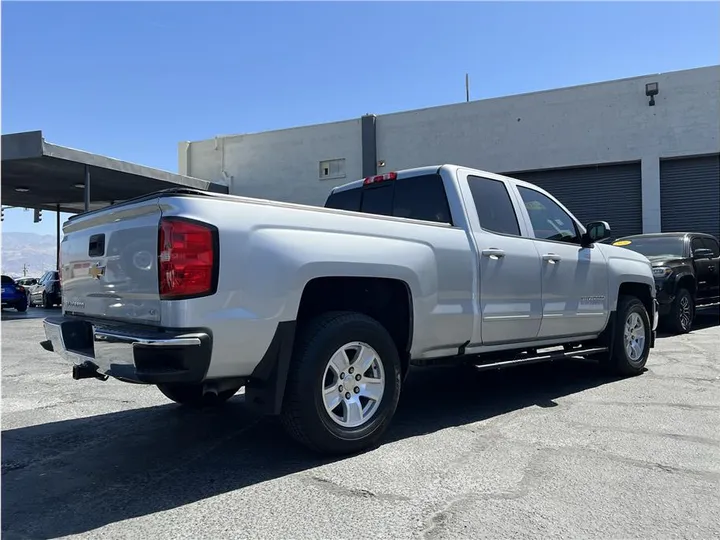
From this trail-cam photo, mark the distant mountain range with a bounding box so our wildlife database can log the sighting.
[1,232,59,278]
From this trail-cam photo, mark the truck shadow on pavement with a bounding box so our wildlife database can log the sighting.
[1,359,625,539]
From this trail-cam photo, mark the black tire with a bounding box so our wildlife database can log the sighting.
[667,287,694,334]
[157,383,240,407]
[602,295,651,376]
[280,311,402,455]
[15,299,28,313]
[42,292,52,309]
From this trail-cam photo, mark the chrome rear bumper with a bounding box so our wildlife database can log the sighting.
[42,316,212,384]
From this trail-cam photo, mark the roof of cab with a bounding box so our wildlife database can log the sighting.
[330,164,534,194]
[331,165,443,193]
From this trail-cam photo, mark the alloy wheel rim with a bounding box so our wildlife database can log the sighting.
[321,341,385,428]
[623,312,646,364]
[679,296,692,330]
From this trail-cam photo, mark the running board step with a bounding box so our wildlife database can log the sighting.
[473,346,608,372]
[696,301,720,309]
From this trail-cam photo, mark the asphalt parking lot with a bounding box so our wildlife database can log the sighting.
[2,307,719,540]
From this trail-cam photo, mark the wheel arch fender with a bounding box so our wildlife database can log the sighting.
[273,233,437,324]
[672,272,696,295]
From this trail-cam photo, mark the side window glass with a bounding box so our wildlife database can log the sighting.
[467,176,520,236]
[691,238,705,255]
[517,186,580,243]
[392,174,452,224]
[360,184,393,216]
[701,238,720,258]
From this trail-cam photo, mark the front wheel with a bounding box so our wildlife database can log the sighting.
[280,311,402,455]
[15,299,28,313]
[42,292,53,309]
[157,383,240,407]
[667,287,694,334]
[601,295,651,376]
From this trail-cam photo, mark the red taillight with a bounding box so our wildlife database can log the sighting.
[363,171,397,185]
[158,218,217,299]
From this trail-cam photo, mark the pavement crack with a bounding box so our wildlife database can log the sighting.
[583,400,720,412]
[563,419,720,449]
[420,445,541,539]
[1,461,30,475]
[593,451,720,482]
[420,494,475,540]
[301,475,409,502]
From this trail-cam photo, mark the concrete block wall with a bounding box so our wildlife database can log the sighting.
[180,65,720,232]
[179,119,363,206]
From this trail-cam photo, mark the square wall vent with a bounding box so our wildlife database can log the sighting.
[319,158,346,180]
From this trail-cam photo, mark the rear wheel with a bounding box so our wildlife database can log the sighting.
[280,311,402,455]
[157,383,240,407]
[601,295,651,376]
[15,298,28,313]
[668,287,693,334]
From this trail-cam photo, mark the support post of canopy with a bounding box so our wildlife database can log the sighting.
[84,165,91,212]
[56,204,61,270]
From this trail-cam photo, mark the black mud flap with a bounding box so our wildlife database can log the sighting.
[244,321,296,415]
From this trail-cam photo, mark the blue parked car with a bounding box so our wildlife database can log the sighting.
[1,275,29,312]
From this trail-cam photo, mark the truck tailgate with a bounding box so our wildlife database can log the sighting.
[61,198,162,324]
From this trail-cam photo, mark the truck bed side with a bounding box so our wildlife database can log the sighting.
[156,194,476,378]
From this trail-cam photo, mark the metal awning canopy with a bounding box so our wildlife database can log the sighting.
[1,130,228,214]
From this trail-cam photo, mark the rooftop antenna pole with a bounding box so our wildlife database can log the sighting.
[465,73,470,103]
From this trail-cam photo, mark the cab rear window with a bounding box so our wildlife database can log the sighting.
[325,174,452,225]
[324,187,361,212]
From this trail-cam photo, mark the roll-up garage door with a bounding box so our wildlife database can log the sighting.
[507,162,643,240]
[660,154,720,239]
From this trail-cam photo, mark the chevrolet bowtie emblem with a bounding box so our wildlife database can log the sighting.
[89,264,106,279]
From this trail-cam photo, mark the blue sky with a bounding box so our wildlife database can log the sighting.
[2,1,719,235]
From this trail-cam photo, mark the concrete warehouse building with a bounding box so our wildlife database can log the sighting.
[179,65,720,240]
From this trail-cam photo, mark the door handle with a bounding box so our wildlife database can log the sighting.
[709,265,716,271]
[542,253,561,264]
[482,248,505,259]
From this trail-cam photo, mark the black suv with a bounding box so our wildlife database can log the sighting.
[612,232,720,333]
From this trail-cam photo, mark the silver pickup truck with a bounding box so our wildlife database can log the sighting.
[41,164,658,454]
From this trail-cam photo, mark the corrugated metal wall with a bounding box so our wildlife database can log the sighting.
[660,154,720,239]
[508,162,643,240]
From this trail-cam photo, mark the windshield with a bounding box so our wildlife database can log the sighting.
[613,237,685,259]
